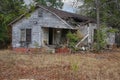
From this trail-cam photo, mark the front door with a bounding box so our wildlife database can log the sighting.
[49,28,53,45]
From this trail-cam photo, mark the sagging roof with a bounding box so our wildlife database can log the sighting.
[41,5,96,23]
[9,5,96,26]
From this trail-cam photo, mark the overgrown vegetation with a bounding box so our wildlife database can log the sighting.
[66,31,83,52]
[94,25,107,51]
[67,31,78,49]
[0,50,120,79]
[94,24,118,52]
[0,0,27,48]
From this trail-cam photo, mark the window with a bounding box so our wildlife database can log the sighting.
[20,29,32,43]
[21,29,26,41]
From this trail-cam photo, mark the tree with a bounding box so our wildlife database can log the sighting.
[0,0,27,48]
[76,0,120,29]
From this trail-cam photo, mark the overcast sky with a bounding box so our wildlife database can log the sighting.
[24,0,34,5]
[62,0,76,13]
[24,0,81,13]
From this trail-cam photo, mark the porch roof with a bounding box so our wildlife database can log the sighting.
[41,26,77,29]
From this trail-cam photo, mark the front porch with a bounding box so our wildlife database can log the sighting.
[42,27,71,47]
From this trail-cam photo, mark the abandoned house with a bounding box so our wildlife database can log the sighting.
[9,5,115,52]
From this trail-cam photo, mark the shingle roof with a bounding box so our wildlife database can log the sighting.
[41,5,96,23]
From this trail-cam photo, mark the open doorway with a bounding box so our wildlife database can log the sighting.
[115,32,120,47]
[49,28,53,45]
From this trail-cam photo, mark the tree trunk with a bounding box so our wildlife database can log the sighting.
[96,0,100,29]
[95,0,101,51]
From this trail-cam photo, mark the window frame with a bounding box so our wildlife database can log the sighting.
[20,28,32,45]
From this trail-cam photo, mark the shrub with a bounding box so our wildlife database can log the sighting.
[66,31,79,52]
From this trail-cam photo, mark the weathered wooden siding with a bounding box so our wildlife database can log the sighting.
[78,23,97,45]
[107,32,115,45]
[12,18,41,48]
[79,24,115,46]
[42,28,49,46]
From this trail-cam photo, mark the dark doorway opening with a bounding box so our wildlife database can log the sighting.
[49,28,53,45]
[115,32,120,47]
[93,29,97,42]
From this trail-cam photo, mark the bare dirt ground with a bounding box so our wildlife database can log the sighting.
[0,49,120,80]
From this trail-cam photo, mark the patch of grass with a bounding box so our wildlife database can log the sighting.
[0,49,120,80]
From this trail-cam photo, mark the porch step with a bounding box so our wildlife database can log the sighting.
[47,45,56,48]
[47,48,55,53]
[44,46,55,53]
